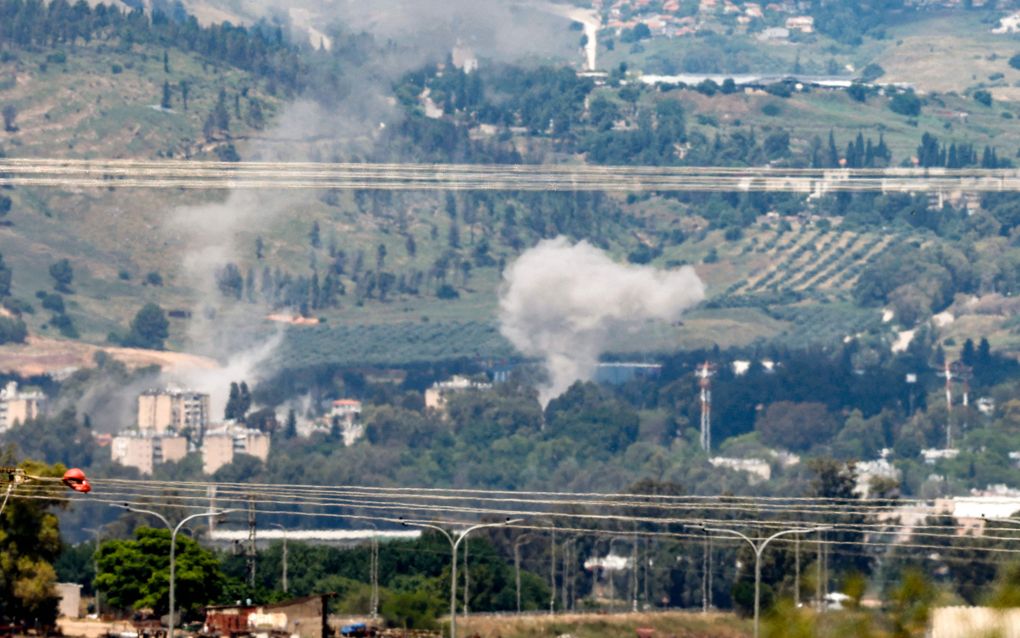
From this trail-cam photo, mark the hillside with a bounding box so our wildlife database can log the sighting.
[2,1,1020,377]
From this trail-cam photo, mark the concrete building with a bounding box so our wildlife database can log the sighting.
[202,424,271,475]
[0,381,45,432]
[110,433,188,476]
[137,387,210,436]
[328,399,365,446]
[424,375,492,412]
[330,399,362,422]
[55,583,82,619]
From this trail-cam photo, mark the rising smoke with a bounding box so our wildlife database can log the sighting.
[499,237,705,406]
[87,0,582,421]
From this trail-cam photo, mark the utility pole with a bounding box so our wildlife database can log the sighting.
[697,361,717,452]
[642,538,651,612]
[269,524,288,594]
[371,531,379,620]
[549,527,557,614]
[514,534,532,614]
[815,533,823,612]
[794,534,800,608]
[630,532,638,612]
[463,537,469,618]
[84,527,103,618]
[246,496,257,588]
[702,534,709,613]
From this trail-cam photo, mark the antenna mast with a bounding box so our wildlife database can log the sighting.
[697,362,717,452]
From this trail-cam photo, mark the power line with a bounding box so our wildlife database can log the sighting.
[3,159,1020,192]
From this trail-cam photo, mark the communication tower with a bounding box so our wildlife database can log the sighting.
[696,362,717,452]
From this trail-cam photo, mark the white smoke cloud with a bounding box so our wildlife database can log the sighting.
[499,237,705,406]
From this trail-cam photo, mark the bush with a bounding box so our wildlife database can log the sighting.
[0,316,27,344]
[3,298,33,315]
[435,284,459,299]
[761,103,781,117]
[889,91,922,116]
[50,312,78,338]
[696,79,718,96]
[860,63,885,82]
[974,89,993,107]
[1010,54,1020,70]
[145,271,163,286]
[41,293,64,314]
[765,82,792,98]
[111,64,123,74]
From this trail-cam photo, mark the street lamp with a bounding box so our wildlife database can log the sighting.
[121,505,237,638]
[363,521,379,620]
[401,518,523,638]
[268,524,288,595]
[83,526,104,618]
[513,534,533,614]
[700,525,831,638]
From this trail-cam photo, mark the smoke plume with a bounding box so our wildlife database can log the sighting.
[499,237,705,406]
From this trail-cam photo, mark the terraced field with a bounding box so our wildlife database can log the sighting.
[722,222,902,300]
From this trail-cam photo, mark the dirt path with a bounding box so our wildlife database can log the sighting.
[0,336,219,377]
[535,2,600,70]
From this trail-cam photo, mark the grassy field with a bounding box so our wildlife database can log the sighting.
[458,611,750,638]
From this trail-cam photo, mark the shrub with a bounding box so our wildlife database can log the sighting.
[890,91,922,116]
[436,284,459,299]
[0,316,27,343]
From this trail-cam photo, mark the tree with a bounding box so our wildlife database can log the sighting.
[756,401,838,451]
[0,252,12,297]
[213,88,230,131]
[0,315,27,344]
[225,382,241,420]
[2,104,17,132]
[0,194,11,221]
[179,80,189,111]
[49,259,73,293]
[127,303,170,350]
[1010,53,1020,71]
[309,221,321,249]
[96,527,228,618]
[284,408,297,439]
[890,91,922,117]
[161,81,172,109]
[216,263,243,299]
[239,381,252,419]
[0,454,65,628]
[247,98,264,129]
[974,89,992,107]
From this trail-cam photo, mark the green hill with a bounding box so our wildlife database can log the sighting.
[2,0,1020,372]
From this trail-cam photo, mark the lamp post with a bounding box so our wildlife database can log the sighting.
[83,526,103,618]
[402,518,522,638]
[700,525,830,638]
[513,534,533,614]
[363,521,379,620]
[121,505,237,638]
[268,524,288,594]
